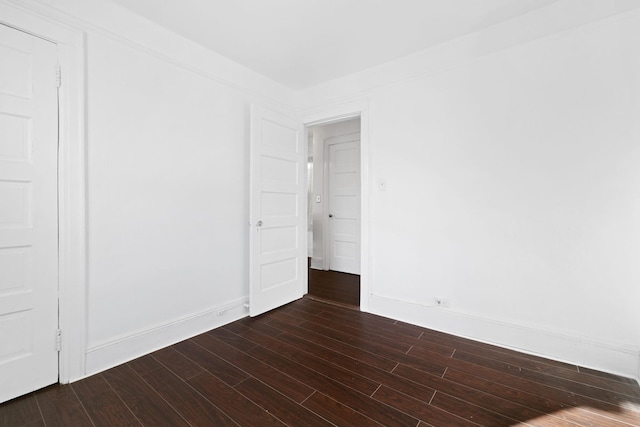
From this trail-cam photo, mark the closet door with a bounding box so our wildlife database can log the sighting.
[0,23,59,403]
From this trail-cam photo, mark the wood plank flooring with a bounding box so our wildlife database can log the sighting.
[308,260,360,307]
[2,297,639,426]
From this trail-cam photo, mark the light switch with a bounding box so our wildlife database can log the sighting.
[377,178,387,191]
[316,195,321,203]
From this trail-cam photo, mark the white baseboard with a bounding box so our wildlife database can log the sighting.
[310,257,324,270]
[83,298,249,378]
[368,294,640,381]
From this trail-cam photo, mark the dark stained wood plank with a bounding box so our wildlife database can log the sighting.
[443,344,625,395]
[401,337,457,358]
[278,298,332,317]
[372,386,477,427]
[265,317,398,371]
[173,338,248,386]
[406,340,640,424]
[440,367,569,415]
[0,395,45,427]
[302,391,383,427]
[70,373,141,427]
[209,325,259,352]
[234,315,288,335]
[449,343,636,394]
[392,364,576,426]
[419,328,579,372]
[392,364,595,427]
[288,306,421,350]
[150,345,204,380]
[308,264,360,307]
[129,354,237,427]
[306,300,425,339]
[246,345,419,427]
[443,368,640,427]
[33,385,92,427]
[235,377,333,427]
[429,391,520,426]
[453,350,640,405]
[248,307,307,327]
[290,319,448,376]
[271,330,437,404]
[578,366,639,385]
[187,372,286,427]
[230,323,381,396]
[102,364,190,427]
[191,332,315,403]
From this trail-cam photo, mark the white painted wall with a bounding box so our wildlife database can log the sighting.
[298,5,640,378]
[14,0,294,377]
[309,119,361,270]
[86,32,249,364]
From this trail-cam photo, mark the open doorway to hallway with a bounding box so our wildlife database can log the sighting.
[307,118,361,308]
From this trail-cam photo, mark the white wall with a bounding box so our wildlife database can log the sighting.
[86,32,250,369]
[309,119,361,269]
[298,4,640,378]
[15,0,295,376]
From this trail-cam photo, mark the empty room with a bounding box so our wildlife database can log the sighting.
[0,0,639,425]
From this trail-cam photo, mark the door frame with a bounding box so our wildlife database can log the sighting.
[0,2,86,384]
[299,100,370,311]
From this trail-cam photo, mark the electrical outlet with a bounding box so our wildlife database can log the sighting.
[435,297,450,307]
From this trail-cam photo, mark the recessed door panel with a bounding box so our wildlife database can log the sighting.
[0,311,32,363]
[0,113,31,162]
[260,258,298,291]
[262,119,299,153]
[261,226,297,254]
[0,43,32,99]
[0,181,32,226]
[0,247,32,293]
[261,192,297,218]
[261,156,298,185]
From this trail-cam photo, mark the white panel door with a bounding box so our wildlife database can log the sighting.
[249,105,305,316]
[327,134,360,274]
[0,24,59,403]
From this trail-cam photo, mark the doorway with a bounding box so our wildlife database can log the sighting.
[307,118,361,307]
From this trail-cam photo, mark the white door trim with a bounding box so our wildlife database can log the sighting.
[299,100,371,311]
[0,1,87,383]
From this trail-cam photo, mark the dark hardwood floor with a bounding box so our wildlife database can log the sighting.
[308,259,360,307]
[2,297,640,426]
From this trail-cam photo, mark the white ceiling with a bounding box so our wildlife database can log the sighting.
[110,0,559,90]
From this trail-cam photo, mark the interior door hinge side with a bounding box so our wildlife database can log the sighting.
[55,329,62,352]
[55,64,62,88]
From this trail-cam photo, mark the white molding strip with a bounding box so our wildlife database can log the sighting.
[7,0,294,110]
[84,298,249,378]
[310,257,324,270]
[295,0,640,109]
[369,294,640,381]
